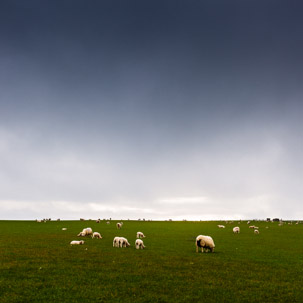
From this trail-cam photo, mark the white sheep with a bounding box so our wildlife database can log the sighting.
[217,225,225,228]
[117,223,122,229]
[254,226,259,229]
[249,225,255,229]
[254,229,259,234]
[70,240,84,245]
[119,237,130,247]
[233,226,240,233]
[135,239,145,249]
[92,232,102,239]
[113,236,121,247]
[195,235,215,253]
[136,231,146,238]
[62,228,67,231]
[77,227,93,237]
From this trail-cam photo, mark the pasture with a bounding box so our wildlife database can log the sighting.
[1,220,303,302]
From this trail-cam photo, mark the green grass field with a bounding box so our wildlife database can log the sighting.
[1,220,303,302]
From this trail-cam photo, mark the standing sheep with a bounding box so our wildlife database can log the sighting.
[136,232,146,238]
[92,232,102,239]
[77,227,93,237]
[195,235,215,253]
[113,237,121,247]
[119,237,130,247]
[233,227,240,233]
[116,223,122,229]
[254,229,259,234]
[217,225,225,228]
[135,239,145,249]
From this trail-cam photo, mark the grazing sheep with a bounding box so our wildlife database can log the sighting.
[96,219,100,223]
[92,232,102,239]
[119,237,130,247]
[62,228,67,231]
[113,237,121,247]
[195,235,215,253]
[233,227,240,233]
[249,225,255,229]
[254,226,259,229]
[217,225,225,228]
[254,229,259,234]
[136,232,146,238]
[106,221,110,224]
[135,239,145,249]
[77,227,93,237]
[70,240,84,245]
[117,223,122,229]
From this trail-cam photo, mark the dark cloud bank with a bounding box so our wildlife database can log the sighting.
[0,0,302,220]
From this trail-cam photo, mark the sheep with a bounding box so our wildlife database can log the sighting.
[62,228,67,231]
[136,231,146,238]
[217,225,225,228]
[119,237,130,247]
[113,237,121,247]
[249,225,255,229]
[92,232,102,239]
[96,219,100,223]
[233,227,240,233]
[70,240,84,245]
[117,223,122,229]
[106,221,110,224]
[77,227,93,237]
[135,239,145,249]
[254,229,259,234]
[195,235,215,253]
[254,226,259,229]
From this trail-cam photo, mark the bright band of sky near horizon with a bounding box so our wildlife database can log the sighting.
[0,0,302,220]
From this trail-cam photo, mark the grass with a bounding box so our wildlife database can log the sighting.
[1,220,303,302]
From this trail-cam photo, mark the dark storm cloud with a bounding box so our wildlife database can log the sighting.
[0,0,303,219]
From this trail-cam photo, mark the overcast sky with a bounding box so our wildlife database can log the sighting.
[1,0,302,220]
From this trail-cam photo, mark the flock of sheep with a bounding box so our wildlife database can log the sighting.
[69,222,147,250]
[52,219,301,253]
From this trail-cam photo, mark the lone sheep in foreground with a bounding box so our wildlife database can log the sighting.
[136,232,146,238]
[135,239,145,249]
[233,227,240,233]
[70,240,84,245]
[195,235,215,253]
[92,232,102,239]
